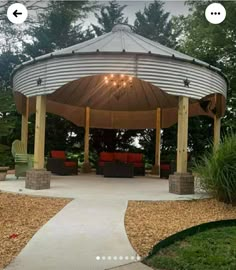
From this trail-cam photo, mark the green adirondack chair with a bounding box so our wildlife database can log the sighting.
[11,140,34,179]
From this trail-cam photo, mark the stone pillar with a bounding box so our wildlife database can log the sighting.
[151,108,161,175]
[21,97,29,152]
[169,96,194,194]
[26,95,51,190]
[81,106,91,173]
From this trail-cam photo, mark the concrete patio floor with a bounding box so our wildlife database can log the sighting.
[1,174,207,270]
[1,173,205,201]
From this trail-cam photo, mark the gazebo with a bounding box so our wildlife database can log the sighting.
[12,24,227,194]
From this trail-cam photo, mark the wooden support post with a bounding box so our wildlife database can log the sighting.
[34,96,46,169]
[151,108,161,175]
[81,107,91,173]
[21,97,29,152]
[213,94,221,149]
[176,96,189,173]
[155,108,161,166]
[169,96,194,195]
[84,106,90,164]
[214,115,221,149]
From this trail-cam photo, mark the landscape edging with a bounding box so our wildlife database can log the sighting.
[144,219,236,261]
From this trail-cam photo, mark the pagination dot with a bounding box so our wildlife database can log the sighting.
[96,256,100,260]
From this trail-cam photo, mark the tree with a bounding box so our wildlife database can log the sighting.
[92,0,128,36]
[0,51,24,166]
[133,0,180,48]
[90,129,140,154]
[24,1,96,58]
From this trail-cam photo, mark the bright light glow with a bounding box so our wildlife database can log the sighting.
[104,74,133,91]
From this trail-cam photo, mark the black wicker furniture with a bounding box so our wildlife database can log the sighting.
[103,162,134,178]
[46,150,78,175]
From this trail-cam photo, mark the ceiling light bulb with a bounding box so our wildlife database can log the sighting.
[105,76,108,80]
[121,74,124,78]
[113,82,117,86]
[123,82,126,86]
[111,74,114,78]
[129,76,132,81]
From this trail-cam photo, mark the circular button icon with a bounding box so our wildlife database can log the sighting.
[7,3,28,24]
[205,3,226,24]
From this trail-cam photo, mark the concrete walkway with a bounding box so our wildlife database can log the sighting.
[2,175,206,270]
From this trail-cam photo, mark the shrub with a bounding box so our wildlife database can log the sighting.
[194,134,236,204]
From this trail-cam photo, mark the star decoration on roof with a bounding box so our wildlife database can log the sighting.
[184,78,190,87]
[37,77,42,86]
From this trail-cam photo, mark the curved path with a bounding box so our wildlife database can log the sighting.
[2,175,205,270]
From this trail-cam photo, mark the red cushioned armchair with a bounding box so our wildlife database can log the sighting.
[46,151,78,175]
[160,160,176,178]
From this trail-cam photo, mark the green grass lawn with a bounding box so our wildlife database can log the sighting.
[144,226,236,270]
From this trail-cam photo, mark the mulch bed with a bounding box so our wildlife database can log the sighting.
[125,199,236,257]
[0,192,71,270]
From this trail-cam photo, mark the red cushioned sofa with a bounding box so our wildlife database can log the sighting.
[46,151,78,175]
[96,152,145,176]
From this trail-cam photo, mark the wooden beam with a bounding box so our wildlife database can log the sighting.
[176,96,189,173]
[21,97,29,152]
[214,94,221,149]
[84,107,90,163]
[34,96,46,169]
[155,108,161,168]
[214,115,221,148]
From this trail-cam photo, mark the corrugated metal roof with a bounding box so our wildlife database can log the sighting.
[31,24,214,70]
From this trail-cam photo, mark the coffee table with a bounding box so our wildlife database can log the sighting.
[103,162,134,178]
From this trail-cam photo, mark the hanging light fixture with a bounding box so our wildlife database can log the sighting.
[104,74,133,100]
[104,74,133,89]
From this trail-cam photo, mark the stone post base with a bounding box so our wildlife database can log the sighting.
[169,172,194,195]
[26,169,51,190]
[0,167,9,181]
[150,164,160,175]
[0,173,7,181]
[81,162,92,173]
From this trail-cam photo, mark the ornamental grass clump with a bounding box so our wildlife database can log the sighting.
[194,134,236,204]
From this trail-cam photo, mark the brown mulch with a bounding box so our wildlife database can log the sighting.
[0,192,71,270]
[125,199,236,257]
